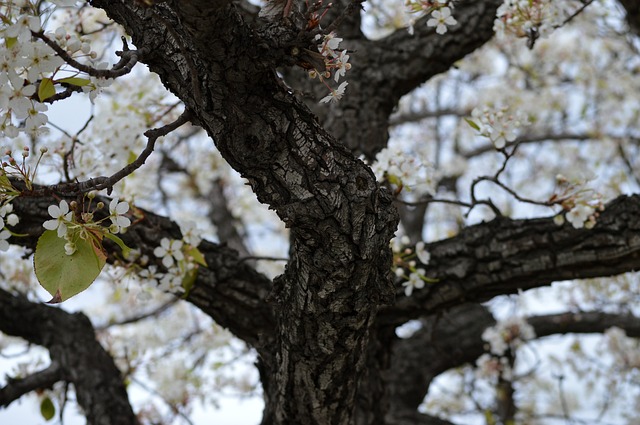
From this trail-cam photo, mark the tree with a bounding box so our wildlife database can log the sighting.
[1,0,640,424]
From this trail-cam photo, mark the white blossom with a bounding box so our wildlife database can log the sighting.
[153,238,184,269]
[109,198,131,233]
[43,200,73,238]
[320,81,348,104]
[427,7,457,35]
[402,269,425,296]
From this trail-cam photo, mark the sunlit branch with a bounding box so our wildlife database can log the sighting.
[381,194,640,324]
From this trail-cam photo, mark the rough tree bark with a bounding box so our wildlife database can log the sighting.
[1,1,640,424]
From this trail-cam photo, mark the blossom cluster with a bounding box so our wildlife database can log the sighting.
[43,197,131,255]
[481,316,535,356]
[494,0,565,41]
[0,203,19,251]
[391,235,433,296]
[308,33,351,103]
[551,173,604,229]
[0,1,108,139]
[372,146,437,196]
[475,316,535,382]
[469,105,531,150]
[0,4,55,138]
[405,1,457,35]
[133,222,204,296]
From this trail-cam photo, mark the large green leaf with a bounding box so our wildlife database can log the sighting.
[34,230,107,303]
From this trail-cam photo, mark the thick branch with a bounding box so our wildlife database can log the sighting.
[0,288,137,425]
[382,194,640,325]
[528,311,640,338]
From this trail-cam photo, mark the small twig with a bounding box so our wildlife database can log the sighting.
[396,197,473,209]
[39,84,82,103]
[617,141,640,187]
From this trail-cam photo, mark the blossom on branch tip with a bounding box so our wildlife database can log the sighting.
[320,81,348,104]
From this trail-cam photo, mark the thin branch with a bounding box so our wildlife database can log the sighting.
[95,298,179,331]
[559,0,596,28]
[42,110,192,196]
[33,33,148,79]
[389,108,470,126]
[462,133,593,158]
[0,362,62,407]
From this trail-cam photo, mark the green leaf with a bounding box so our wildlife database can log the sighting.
[103,232,132,258]
[386,173,403,188]
[181,267,198,298]
[34,230,107,303]
[40,397,55,421]
[5,37,17,49]
[38,78,56,102]
[185,246,207,267]
[57,77,91,87]
[464,118,481,131]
